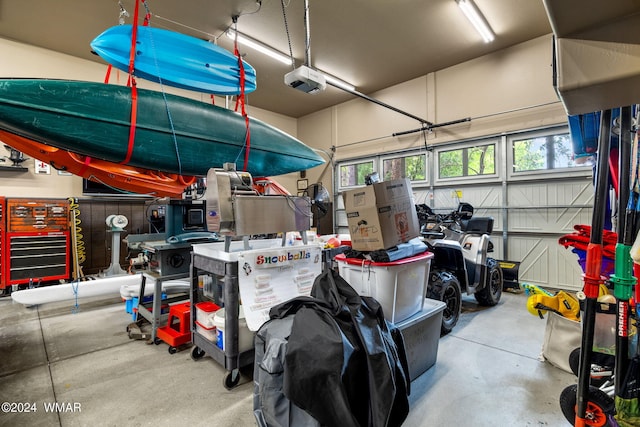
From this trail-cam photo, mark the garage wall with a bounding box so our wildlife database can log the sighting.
[298,34,569,193]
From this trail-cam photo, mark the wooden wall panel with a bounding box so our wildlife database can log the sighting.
[76,198,149,275]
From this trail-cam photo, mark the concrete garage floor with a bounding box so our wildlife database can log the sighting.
[0,290,577,427]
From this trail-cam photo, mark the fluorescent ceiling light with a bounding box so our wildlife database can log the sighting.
[227,29,356,92]
[322,73,355,92]
[226,30,293,65]
[456,0,495,43]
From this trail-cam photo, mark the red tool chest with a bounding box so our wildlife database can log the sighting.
[0,197,5,291]
[2,198,70,291]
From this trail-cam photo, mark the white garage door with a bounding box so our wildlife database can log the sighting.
[335,125,598,292]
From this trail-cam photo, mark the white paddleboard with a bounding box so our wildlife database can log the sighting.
[119,279,191,300]
[11,274,142,305]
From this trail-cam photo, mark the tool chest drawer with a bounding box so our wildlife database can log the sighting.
[7,232,70,284]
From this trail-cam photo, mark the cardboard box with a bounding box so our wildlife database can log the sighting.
[342,178,419,251]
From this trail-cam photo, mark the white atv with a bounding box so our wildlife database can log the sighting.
[417,202,503,335]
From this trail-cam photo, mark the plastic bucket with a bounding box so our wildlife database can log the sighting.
[213,306,254,353]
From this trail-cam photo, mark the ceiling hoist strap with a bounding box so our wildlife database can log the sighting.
[103,65,122,85]
[127,0,150,76]
[233,33,251,171]
[127,0,141,76]
[103,64,113,84]
[242,113,251,172]
[233,46,247,115]
[120,0,146,165]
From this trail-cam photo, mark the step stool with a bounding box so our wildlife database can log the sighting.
[156,301,191,354]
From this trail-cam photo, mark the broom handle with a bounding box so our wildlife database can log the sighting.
[613,106,634,397]
[576,109,612,426]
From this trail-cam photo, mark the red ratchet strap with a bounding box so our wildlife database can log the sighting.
[233,38,251,171]
[103,65,122,85]
[120,0,151,165]
[104,65,113,84]
[121,84,138,165]
[77,154,93,177]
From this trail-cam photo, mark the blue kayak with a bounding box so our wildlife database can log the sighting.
[91,25,257,95]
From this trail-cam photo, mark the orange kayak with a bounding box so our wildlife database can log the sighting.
[0,130,196,198]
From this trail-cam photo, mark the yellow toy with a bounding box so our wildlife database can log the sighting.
[522,283,582,321]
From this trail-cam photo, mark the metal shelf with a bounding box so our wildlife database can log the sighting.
[135,270,190,343]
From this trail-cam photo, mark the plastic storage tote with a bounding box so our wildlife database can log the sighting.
[335,251,433,323]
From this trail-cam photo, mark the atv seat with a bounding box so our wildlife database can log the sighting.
[462,217,493,234]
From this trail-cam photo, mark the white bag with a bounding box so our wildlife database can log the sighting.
[541,311,582,373]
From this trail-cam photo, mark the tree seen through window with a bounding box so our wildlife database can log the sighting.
[339,161,374,187]
[383,154,426,181]
[512,134,573,172]
[438,144,495,178]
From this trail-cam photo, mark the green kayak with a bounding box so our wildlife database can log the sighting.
[0,79,324,177]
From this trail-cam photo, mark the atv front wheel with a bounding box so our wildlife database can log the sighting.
[428,269,462,335]
[474,258,503,306]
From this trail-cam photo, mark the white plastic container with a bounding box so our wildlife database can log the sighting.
[195,321,217,342]
[213,306,254,353]
[335,252,433,323]
[195,301,219,328]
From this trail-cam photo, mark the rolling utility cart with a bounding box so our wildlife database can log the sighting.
[190,240,347,389]
[190,237,323,390]
[190,249,251,389]
[190,166,316,390]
